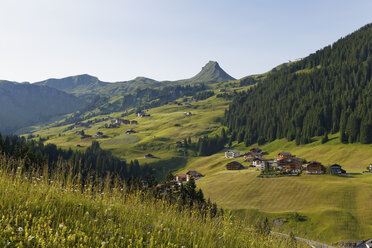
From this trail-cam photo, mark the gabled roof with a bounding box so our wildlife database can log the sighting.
[175,174,187,179]
[306,161,324,167]
[278,152,291,156]
[227,161,242,166]
[330,164,342,168]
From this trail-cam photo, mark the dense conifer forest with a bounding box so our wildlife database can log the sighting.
[226,23,372,145]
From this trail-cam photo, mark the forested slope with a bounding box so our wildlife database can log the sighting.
[0,81,83,134]
[226,23,372,145]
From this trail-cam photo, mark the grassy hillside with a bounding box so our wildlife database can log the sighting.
[0,156,304,247]
[23,82,372,244]
[179,136,372,243]
[27,94,230,178]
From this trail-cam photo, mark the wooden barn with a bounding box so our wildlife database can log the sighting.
[226,161,244,170]
[306,161,326,174]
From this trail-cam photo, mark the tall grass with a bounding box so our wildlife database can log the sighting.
[0,155,306,247]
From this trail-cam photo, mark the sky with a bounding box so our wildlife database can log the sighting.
[0,0,371,83]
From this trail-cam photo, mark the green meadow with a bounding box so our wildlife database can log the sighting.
[0,156,305,248]
[26,91,372,244]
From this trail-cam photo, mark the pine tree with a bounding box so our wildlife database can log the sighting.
[360,120,372,144]
[321,133,329,144]
[340,129,349,144]
[257,136,266,146]
[221,128,227,143]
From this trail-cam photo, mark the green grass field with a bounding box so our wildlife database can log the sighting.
[24,89,372,244]
[194,164,372,243]
[0,156,305,248]
[179,135,372,243]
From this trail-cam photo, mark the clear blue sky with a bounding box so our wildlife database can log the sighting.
[0,0,371,82]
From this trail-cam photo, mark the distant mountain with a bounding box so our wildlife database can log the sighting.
[0,81,83,134]
[188,61,236,83]
[35,74,109,97]
[0,61,235,133]
[33,61,235,98]
[98,77,163,96]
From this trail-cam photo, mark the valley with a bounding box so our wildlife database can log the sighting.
[1,22,371,247]
[25,89,372,244]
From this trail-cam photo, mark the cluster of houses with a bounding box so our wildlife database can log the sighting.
[174,171,203,184]
[109,118,138,128]
[74,130,104,140]
[225,148,347,175]
[156,170,203,190]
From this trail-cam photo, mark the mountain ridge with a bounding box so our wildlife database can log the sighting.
[32,61,235,97]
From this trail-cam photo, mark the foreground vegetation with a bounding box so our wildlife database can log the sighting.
[0,155,306,247]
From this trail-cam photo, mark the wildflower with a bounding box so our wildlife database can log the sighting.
[106,231,111,234]
[59,224,64,228]
[101,241,108,245]
[18,227,23,232]
[147,240,150,244]
[28,236,35,241]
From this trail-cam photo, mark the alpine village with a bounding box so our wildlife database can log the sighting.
[0,3,372,248]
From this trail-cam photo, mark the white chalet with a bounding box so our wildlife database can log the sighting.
[225,150,245,159]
